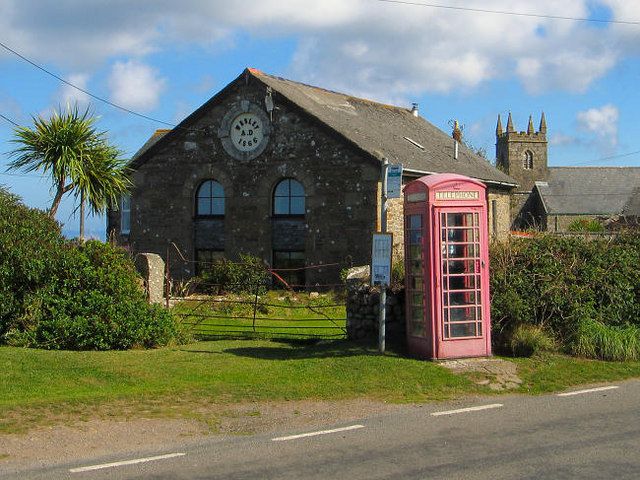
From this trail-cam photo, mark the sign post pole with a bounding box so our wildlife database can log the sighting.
[379,159,389,353]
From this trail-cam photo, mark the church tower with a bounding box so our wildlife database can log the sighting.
[496,112,549,226]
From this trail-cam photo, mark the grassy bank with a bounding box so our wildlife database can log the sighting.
[2,341,640,434]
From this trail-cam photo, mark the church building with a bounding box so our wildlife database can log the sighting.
[107,68,516,285]
[496,113,640,231]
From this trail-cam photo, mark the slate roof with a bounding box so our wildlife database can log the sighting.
[535,167,640,216]
[131,68,516,187]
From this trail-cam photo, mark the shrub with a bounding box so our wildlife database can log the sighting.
[509,324,556,357]
[490,234,640,357]
[33,241,177,350]
[0,188,177,350]
[200,253,270,295]
[0,187,63,337]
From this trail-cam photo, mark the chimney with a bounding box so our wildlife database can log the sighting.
[411,103,419,117]
[452,120,462,160]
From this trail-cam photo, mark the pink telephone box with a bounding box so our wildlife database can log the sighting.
[403,174,492,360]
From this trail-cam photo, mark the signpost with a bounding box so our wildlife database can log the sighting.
[371,233,393,286]
[386,164,403,199]
[374,160,402,354]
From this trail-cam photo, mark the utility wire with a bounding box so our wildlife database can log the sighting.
[564,150,640,167]
[0,113,20,127]
[0,40,180,129]
[376,0,640,26]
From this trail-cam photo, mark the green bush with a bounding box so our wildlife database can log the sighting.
[0,188,177,350]
[490,234,640,357]
[0,187,63,337]
[509,324,556,357]
[199,253,270,295]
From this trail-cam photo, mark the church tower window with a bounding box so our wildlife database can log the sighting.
[523,150,534,170]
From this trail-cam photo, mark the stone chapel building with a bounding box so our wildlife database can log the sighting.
[107,68,516,285]
[496,113,640,231]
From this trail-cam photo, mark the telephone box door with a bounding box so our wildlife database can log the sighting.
[435,207,490,359]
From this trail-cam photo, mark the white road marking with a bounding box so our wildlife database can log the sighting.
[557,386,619,397]
[272,424,366,442]
[431,403,503,416]
[69,453,186,473]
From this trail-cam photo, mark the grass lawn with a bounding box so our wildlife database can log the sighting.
[173,290,347,339]
[2,340,640,434]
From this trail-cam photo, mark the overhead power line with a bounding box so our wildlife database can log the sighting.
[0,113,20,127]
[565,150,640,167]
[0,40,179,129]
[376,0,640,26]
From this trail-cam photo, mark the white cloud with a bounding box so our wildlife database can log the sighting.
[1,0,639,99]
[577,104,619,148]
[56,73,90,108]
[108,60,166,112]
[549,133,579,146]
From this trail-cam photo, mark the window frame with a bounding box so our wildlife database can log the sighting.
[272,178,306,217]
[195,179,225,218]
[120,194,131,235]
[523,150,534,170]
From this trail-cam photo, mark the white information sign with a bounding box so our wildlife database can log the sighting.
[386,164,403,199]
[371,233,393,286]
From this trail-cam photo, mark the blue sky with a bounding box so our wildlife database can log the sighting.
[1,0,639,238]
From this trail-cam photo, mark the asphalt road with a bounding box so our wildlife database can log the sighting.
[5,380,640,480]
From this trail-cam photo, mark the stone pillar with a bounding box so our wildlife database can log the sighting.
[135,253,165,305]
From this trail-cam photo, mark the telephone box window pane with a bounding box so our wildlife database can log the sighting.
[411,309,423,321]
[410,258,422,274]
[448,228,474,243]
[448,260,477,275]
[450,322,476,338]
[448,275,476,290]
[409,230,423,245]
[410,245,422,259]
[449,291,477,306]
[409,214,422,229]
[410,321,425,337]
[449,307,477,322]
[411,293,423,306]
[447,213,473,227]
[477,322,482,336]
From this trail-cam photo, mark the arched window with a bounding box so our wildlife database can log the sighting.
[196,180,225,216]
[523,151,534,170]
[273,178,305,216]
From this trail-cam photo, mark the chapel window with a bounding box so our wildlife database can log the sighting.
[523,151,534,170]
[120,194,131,235]
[196,180,225,216]
[273,178,305,216]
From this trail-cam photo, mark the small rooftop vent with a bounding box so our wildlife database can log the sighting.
[411,103,419,117]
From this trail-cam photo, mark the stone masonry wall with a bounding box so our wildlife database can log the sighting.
[121,76,380,285]
[346,280,405,343]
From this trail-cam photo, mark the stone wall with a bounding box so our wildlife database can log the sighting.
[112,75,380,285]
[346,267,405,343]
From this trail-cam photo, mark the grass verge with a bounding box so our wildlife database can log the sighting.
[2,342,640,434]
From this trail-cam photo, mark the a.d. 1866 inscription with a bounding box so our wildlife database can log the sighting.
[230,113,263,152]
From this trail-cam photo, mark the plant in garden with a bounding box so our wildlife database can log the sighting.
[7,105,131,239]
[0,187,177,350]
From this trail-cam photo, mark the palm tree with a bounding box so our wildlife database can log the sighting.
[8,105,131,240]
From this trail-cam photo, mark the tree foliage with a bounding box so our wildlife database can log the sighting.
[8,105,131,218]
